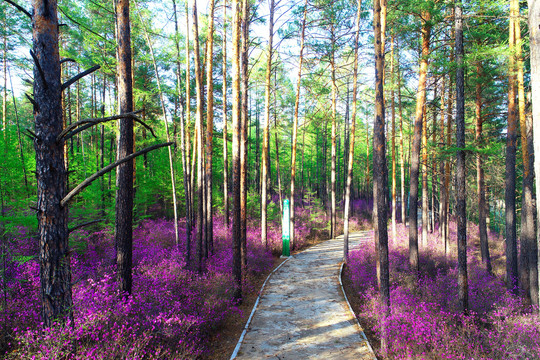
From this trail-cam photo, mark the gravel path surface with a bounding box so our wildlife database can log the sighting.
[233,231,376,360]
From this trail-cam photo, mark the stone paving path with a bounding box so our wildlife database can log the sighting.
[233,232,376,360]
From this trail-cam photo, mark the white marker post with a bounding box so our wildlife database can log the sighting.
[282,198,290,257]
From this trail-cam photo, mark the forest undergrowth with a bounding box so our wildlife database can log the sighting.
[0,198,368,359]
[345,219,540,359]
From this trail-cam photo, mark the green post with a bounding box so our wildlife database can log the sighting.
[282,198,290,257]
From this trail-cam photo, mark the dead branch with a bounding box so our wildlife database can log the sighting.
[25,93,37,110]
[30,50,47,89]
[61,142,174,207]
[24,128,39,141]
[62,65,100,90]
[68,219,103,233]
[3,0,32,20]
[57,110,158,142]
[60,58,77,64]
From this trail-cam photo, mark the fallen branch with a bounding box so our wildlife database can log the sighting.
[62,65,100,90]
[68,219,103,233]
[3,0,32,19]
[61,142,174,207]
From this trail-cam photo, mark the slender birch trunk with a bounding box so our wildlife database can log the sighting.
[205,0,216,255]
[261,0,275,248]
[344,0,362,262]
[290,0,308,251]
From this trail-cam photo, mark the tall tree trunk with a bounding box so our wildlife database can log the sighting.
[443,74,453,256]
[2,23,6,137]
[455,0,468,313]
[409,11,431,276]
[390,32,397,241]
[206,0,216,256]
[290,0,307,251]
[330,24,337,240]
[223,0,230,228]
[240,0,249,268]
[33,0,73,326]
[475,63,492,273]
[528,0,540,309]
[397,47,406,224]
[192,0,205,273]
[231,0,243,301]
[261,0,275,248]
[373,0,390,353]
[344,0,362,262]
[516,6,534,300]
[506,0,519,294]
[174,0,192,262]
[422,99,429,246]
[115,0,134,296]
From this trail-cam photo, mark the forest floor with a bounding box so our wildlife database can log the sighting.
[204,232,332,360]
[229,231,375,360]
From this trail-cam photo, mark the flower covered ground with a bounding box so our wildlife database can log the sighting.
[344,220,540,359]
[1,199,362,359]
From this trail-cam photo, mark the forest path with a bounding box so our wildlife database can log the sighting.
[232,231,376,360]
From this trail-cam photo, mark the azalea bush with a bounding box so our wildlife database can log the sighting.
[346,221,540,359]
[1,197,341,359]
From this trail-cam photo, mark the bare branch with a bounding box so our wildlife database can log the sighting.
[61,142,174,207]
[30,50,47,89]
[25,93,37,110]
[60,58,77,64]
[3,0,32,19]
[68,219,103,233]
[62,65,100,90]
[57,110,154,142]
[25,128,39,140]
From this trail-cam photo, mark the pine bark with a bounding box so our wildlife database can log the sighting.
[409,11,431,275]
[528,0,540,309]
[115,0,134,296]
[390,32,397,241]
[515,6,535,300]
[475,63,492,273]
[373,0,390,352]
[33,0,73,326]
[240,0,249,268]
[192,0,205,273]
[506,0,518,294]
[455,0,468,313]
[231,0,242,301]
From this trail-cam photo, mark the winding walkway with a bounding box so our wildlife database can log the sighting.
[232,231,376,360]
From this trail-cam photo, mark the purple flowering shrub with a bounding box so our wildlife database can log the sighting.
[1,215,282,359]
[346,221,540,359]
